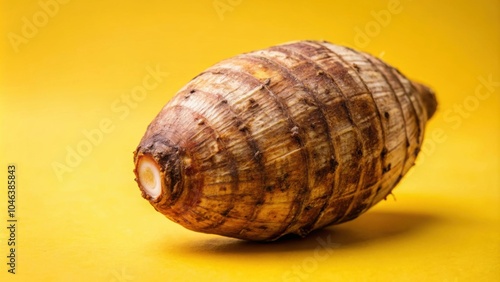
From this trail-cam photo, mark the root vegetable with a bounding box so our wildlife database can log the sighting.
[133,40,437,241]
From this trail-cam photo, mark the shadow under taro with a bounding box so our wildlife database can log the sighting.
[166,210,441,255]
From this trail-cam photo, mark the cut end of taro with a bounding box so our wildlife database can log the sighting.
[137,155,163,200]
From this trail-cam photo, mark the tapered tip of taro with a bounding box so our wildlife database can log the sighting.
[137,155,163,200]
[414,82,438,120]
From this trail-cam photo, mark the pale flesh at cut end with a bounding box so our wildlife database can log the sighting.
[136,155,163,200]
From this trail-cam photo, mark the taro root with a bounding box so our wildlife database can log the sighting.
[133,40,437,241]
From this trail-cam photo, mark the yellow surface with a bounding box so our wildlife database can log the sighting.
[1,0,499,281]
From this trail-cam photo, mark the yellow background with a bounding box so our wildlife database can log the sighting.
[1,0,499,281]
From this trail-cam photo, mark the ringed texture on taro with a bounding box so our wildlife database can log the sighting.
[133,40,437,241]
